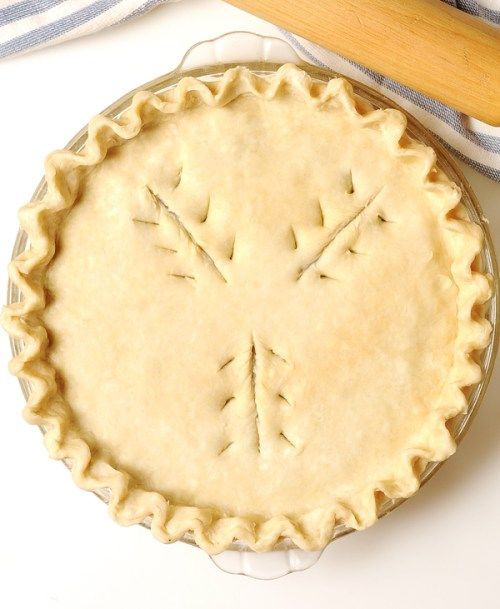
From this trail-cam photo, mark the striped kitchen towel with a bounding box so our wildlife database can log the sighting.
[0,1,171,59]
[1,0,499,179]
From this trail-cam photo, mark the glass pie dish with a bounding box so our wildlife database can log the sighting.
[7,31,499,579]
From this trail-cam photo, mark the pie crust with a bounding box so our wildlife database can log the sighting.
[2,64,492,553]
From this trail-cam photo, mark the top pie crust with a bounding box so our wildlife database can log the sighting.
[2,64,492,553]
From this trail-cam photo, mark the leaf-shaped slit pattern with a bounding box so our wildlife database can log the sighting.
[249,337,262,453]
[297,188,384,279]
[146,186,227,283]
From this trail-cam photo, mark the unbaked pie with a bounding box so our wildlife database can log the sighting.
[2,64,492,553]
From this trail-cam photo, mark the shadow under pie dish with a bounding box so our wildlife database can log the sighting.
[2,63,494,554]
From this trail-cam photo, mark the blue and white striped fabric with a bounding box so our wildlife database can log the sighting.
[1,0,499,180]
[0,1,169,59]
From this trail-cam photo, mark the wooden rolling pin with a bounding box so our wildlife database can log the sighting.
[225,0,500,125]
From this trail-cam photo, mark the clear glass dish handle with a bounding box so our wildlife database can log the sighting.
[209,547,324,580]
[178,31,301,71]
[179,31,318,579]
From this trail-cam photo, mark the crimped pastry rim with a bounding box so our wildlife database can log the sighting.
[2,64,495,554]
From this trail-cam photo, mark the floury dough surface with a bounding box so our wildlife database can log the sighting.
[5,65,490,552]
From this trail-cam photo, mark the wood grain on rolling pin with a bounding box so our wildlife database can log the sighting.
[226,0,500,125]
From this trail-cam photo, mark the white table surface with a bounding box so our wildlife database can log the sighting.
[0,1,499,607]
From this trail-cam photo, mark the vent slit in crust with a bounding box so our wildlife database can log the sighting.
[221,396,235,410]
[200,196,210,223]
[132,218,159,226]
[155,245,177,253]
[218,441,233,456]
[218,357,234,371]
[280,432,296,449]
[168,273,195,281]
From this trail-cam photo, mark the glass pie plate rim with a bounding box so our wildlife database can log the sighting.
[6,32,499,577]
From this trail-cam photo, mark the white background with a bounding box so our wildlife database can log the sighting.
[1,1,499,607]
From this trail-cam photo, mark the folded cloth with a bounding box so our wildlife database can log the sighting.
[1,0,499,179]
[0,1,170,59]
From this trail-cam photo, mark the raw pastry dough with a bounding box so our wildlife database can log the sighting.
[2,65,491,553]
